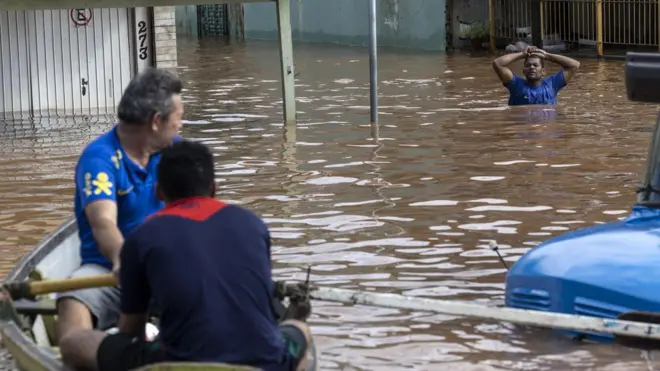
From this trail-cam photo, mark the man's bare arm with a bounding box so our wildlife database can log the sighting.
[545,53,580,83]
[85,200,123,266]
[492,52,526,84]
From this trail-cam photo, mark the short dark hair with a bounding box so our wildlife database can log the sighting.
[157,140,215,201]
[524,55,545,68]
[117,68,183,126]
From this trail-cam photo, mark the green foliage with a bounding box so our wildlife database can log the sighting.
[465,21,490,40]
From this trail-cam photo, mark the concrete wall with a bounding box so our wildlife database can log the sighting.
[175,5,198,37]
[243,0,447,51]
[154,6,178,69]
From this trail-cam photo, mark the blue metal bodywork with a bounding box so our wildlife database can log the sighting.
[505,205,660,342]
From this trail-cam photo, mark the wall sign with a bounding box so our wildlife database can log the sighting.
[137,20,148,60]
[70,9,93,27]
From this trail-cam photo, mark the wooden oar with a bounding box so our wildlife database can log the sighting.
[10,275,660,348]
[309,287,660,345]
[3,274,116,301]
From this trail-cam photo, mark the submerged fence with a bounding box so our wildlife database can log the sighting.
[489,0,660,56]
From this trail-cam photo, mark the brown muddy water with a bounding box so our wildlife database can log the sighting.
[1,39,660,370]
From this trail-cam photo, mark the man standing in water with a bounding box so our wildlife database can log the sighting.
[492,46,580,106]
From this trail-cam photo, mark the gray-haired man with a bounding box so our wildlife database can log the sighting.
[56,68,184,341]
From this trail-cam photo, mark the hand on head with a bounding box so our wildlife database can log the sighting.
[524,46,547,58]
[533,49,548,58]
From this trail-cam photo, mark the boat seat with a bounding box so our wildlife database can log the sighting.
[14,299,57,316]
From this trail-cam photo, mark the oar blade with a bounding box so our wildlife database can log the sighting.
[615,311,660,350]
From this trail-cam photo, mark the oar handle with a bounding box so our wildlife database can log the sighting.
[29,274,117,296]
[3,274,118,301]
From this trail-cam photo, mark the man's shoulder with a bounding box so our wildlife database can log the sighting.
[163,201,267,228]
[136,202,266,238]
[218,203,265,223]
[505,74,526,89]
[77,129,119,165]
[125,217,163,245]
[146,199,266,226]
[207,204,269,240]
[543,71,565,83]
[221,204,270,237]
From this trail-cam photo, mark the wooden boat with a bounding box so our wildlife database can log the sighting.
[0,216,309,370]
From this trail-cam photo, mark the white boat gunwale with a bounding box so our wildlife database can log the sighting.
[5,216,77,282]
[0,216,78,370]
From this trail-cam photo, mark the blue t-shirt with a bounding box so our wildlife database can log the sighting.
[119,197,293,370]
[74,126,178,269]
[505,71,566,106]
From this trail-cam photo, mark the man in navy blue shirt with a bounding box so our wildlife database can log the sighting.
[492,46,580,106]
[56,68,183,342]
[60,140,317,371]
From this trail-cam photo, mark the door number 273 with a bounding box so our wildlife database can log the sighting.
[138,21,148,61]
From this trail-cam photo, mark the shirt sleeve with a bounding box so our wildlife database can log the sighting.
[119,229,151,314]
[548,71,567,92]
[504,74,525,93]
[75,151,117,209]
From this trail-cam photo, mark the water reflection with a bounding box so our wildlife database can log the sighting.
[1,40,659,369]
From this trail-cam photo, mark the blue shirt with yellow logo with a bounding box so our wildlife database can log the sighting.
[74,125,178,269]
[505,71,566,106]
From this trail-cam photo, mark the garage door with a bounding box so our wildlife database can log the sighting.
[0,8,136,118]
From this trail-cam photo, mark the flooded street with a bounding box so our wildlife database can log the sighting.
[2,39,660,370]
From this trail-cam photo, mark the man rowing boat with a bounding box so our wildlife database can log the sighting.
[60,140,317,371]
[492,46,580,106]
[56,68,184,341]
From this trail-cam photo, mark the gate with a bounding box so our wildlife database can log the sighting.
[491,0,537,45]
[490,0,660,56]
[600,0,658,49]
[197,4,229,37]
[0,8,136,118]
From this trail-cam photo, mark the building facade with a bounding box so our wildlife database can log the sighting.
[0,6,177,118]
[242,0,448,51]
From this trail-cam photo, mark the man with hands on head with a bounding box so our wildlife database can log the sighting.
[492,45,580,106]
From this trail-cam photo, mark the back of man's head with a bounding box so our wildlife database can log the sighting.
[157,140,215,202]
[117,68,183,126]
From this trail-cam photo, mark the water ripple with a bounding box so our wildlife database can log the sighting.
[0,42,655,370]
